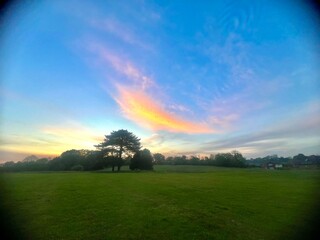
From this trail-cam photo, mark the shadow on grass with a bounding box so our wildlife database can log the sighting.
[0,177,26,240]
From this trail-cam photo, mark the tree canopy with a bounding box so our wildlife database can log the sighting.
[130,148,154,170]
[153,153,166,165]
[96,129,141,171]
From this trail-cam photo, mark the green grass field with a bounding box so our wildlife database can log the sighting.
[0,165,319,240]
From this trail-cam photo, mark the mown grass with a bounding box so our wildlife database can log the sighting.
[0,166,319,239]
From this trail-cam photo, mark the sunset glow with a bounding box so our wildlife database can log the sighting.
[1,0,319,162]
[115,86,213,133]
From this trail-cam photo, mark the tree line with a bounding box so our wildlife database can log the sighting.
[153,151,247,168]
[0,150,247,172]
[246,154,320,167]
[1,129,318,172]
[0,130,153,172]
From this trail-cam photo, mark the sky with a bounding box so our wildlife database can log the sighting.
[0,0,319,162]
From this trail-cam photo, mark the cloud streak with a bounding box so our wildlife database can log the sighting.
[90,17,153,51]
[200,102,320,156]
[115,86,214,133]
[85,42,216,134]
[88,42,154,90]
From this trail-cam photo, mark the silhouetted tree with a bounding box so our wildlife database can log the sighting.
[153,153,165,165]
[292,153,307,166]
[173,155,187,165]
[83,150,107,170]
[22,155,39,162]
[165,156,174,165]
[189,156,201,165]
[96,129,141,171]
[130,148,153,170]
[230,150,246,167]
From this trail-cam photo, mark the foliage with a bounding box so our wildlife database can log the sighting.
[246,154,320,167]
[71,164,84,171]
[153,151,247,168]
[48,149,86,171]
[153,153,166,165]
[96,129,141,171]
[22,155,39,162]
[129,148,154,170]
[1,124,319,173]
[214,151,246,167]
[0,158,49,172]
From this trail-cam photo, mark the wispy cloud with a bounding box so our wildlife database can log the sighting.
[88,42,154,90]
[115,86,214,133]
[84,41,216,134]
[90,17,153,51]
[200,101,320,156]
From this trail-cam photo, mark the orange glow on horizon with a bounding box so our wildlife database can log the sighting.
[115,86,214,133]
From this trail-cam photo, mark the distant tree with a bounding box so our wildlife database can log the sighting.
[48,157,65,171]
[36,158,49,164]
[153,153,165,165]
[307,155,320,165]
[215,153,233,167]
[173,155,187,165]
[165,156,174,165]
[210,151,246,168]
[231,150,246,167]
[22,155,38,162]
[59,149,87,170]
[130,148,153,170]
[189,156,200,165]
[292,153,307,166]
[96,129,141,171]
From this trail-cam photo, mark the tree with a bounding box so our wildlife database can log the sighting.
[130,148,154,170]
[153,153,165,165]
[22,155,39,162]
[96,129,141,171]
[59,149,87,170]
[83,150,107,170]
[292,153,307,166]
[211,151,246,168]
[231,150,246,167]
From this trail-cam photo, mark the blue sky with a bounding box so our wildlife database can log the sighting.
[1,0,319,162]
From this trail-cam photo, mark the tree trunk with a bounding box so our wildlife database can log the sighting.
[112,165,115,172]
[117,165,121,171]
[119,145,123,159]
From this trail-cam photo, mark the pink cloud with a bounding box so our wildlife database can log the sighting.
[88,42,154,90]
[115,86,214,133]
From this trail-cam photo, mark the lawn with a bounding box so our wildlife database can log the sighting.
[0,166,319,240]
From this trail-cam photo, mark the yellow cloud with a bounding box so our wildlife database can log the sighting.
[115,86,214,133]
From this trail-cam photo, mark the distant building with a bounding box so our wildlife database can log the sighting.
[262,162,283,169]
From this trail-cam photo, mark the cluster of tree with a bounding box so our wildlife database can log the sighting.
[0,157,50,172]
[246,154,320,167]
[2,129,318,172]
[153,150,247,168]
[0,130,153,172]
